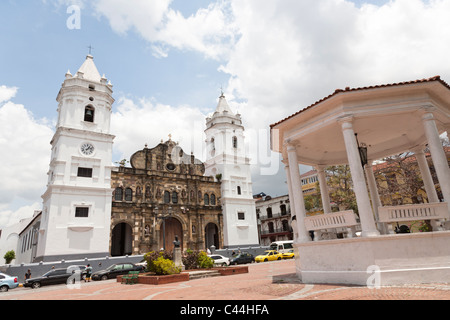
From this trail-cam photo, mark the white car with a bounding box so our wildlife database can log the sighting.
[208,254,230,267]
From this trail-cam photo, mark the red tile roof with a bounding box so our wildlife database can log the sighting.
[270,76,450,129]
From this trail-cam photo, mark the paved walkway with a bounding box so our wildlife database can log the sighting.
[1,259,450,300]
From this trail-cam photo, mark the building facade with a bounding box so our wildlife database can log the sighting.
[256,195,292,246]
[110,139,223,255]
[1,56,261,263]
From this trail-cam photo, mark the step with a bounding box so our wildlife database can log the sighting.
[188,270,221,280]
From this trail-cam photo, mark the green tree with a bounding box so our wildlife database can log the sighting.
[325,165,358,214]
[4,250,16,264]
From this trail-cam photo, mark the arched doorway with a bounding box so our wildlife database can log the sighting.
[159,218,183,252]
[205,223,219,250]
[111,223,133,257]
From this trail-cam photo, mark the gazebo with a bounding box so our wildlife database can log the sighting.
[270,76,450,286]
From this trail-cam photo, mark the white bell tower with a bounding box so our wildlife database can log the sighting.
[35,55,115,262]
[204,94,259,248]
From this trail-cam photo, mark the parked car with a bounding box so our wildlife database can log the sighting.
[208,254,230,266]
[91,263,144,281]
[269,240,294,254]
[229,252,255,265]
[255,250,282,263]
[136,259,147,269]
[281,249,295,259]
[0,273,19,292]
[24,268,82,289]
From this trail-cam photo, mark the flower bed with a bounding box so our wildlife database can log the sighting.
[117,272,189,285]
[117,265,248,285]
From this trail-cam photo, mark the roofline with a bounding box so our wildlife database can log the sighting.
[270,76,450,129]
[19,211,42,236]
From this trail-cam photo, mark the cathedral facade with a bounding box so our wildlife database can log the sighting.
[110,138,223,255]
[33,55,257,262]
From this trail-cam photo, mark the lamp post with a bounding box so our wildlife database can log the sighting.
[155,206,173,250]
[355,134,368,168]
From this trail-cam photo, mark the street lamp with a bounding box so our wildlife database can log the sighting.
[355,133,368,168]
[155,205,172,250]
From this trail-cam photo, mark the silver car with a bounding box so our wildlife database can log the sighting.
[0,272,19,292]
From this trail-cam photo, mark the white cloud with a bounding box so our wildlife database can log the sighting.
[0,203,41,230]
[96,0,450,196]
[92,0,237,60]
[111,97,208,162]
[0,91,53,229]
[0,85,18,104]
[222,0,450,128]
[93,0,171,39]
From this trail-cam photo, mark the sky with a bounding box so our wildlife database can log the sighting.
[1,0,450,228]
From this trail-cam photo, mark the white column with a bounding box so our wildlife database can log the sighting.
[422,112,450,208]
[287,144,310,243]
[340,117,380,237]
[283,161,298,239]
[365,162,388,234]
[316,165,332,214]
[412,147,439,203]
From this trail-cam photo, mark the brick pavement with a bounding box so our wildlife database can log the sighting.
[1,259,450,301]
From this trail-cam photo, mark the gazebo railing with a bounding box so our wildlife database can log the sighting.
[378,202,449,233]
[304,210,360,241]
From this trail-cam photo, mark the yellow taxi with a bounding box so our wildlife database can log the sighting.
[255,250,282,263]
[281,249,295,259]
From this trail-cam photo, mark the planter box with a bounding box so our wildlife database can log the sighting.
[214,266,248,276]
[117,266,248,285]
[117,272,189,285]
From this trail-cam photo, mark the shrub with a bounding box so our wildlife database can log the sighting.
[4,250,15,264]
[182,249,214,270]
[152,257,181,275]
[182,249,199,270]
[144,250,174,273]
[198,251,214,269]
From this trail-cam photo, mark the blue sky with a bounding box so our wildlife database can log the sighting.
[1,0,449,228]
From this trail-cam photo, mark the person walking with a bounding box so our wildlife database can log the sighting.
[85,264,92,282]
[24,269,31,282]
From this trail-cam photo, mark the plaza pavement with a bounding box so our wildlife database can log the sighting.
[1,259,450,301]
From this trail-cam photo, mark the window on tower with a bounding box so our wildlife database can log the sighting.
[237,186,242,195]
[75,207,89,218]
[233,136,238,149]
[84,106,95,123]
[77,167,93,178]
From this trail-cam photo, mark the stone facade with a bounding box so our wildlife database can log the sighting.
[110,138,223,255]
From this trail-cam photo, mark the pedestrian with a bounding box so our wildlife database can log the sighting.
[24,269,31,282]
[85,264,92,282]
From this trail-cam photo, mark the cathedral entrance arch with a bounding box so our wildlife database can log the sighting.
[205,223,219,250]
[111,223,133,257]
[159,218,183,252]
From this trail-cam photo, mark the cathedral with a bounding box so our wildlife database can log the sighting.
[31,55,259,262]
[110,138,223,255]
